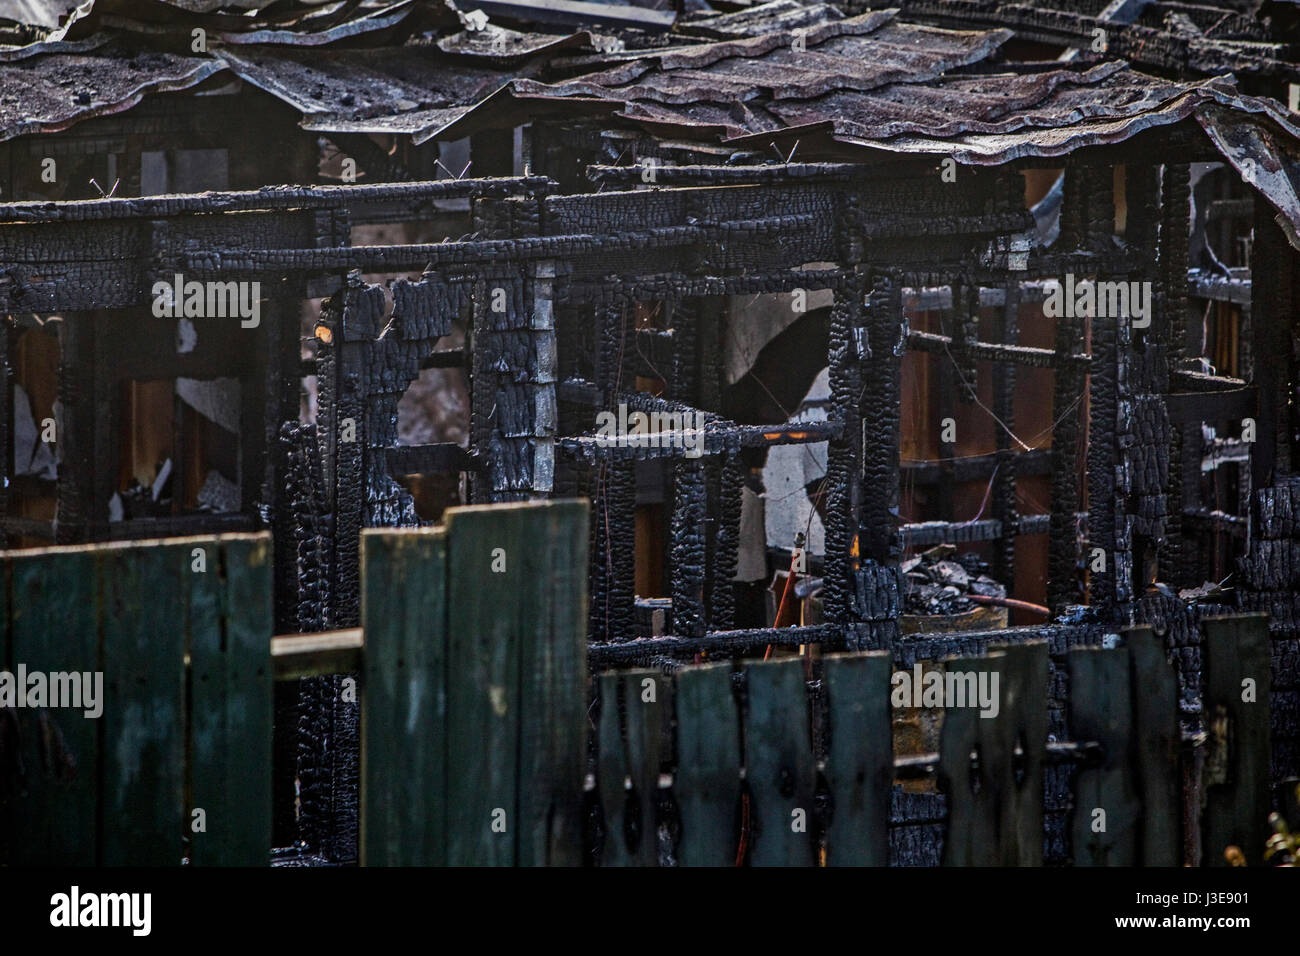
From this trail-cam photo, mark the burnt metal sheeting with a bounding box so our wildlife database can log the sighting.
[505,13,1293,169]
[894,0,1299,81]
[45,0,451,46]
[0,47,220,142]
[1198,102,1300,250]
[676,0,848,40]
[822,72,1300,165]
[216,46,512,139]
[434,24,597,59]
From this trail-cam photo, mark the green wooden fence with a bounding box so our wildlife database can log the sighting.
[0,500,1277,866]
[0,534,272,865]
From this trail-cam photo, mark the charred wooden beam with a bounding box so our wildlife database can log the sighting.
[992,277,1020,584]
[588,624,833,666]
[559,420,842,460]
[906,329,1090,369]
[385,443,475,475]
[903,448,1052,485]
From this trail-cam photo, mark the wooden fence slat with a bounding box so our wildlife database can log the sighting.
[598,668,669,866]
[190,535,273,865]
[1124,625,1182,866]
[939,655,1000,866]
[1069,646,1140,865]
[445,506,522,865]
[1202,612,1271,866]
[360,528,448,866]
[516,499,589,867]
[100,541,188,865]
[674,661,740,866]
[939,643,1046,866]
[597,673,632,866]
[1001,643,1047,865]
[8,548,99,865]
[443,500,588,866]
[823,650,891,866]
[743,657,816,866]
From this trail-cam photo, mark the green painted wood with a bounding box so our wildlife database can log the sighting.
[938,655,1000,866]
[597,672,633,866]
[939,643,1046,866]
[743,657,816,866]
[598,668,670,866]
[1069,646,1139,865]
[674,661,740,866]
[516,499,589,867]
[190,534,273,866]
[1202,613,1271,866]
[1000,643,1047,865]
[823,650,892,866]
[100,540,188,865]
[446,504,522,865]
[7,547,100,865]
[1124,625,1182,866]
[360,528,448,866]
[445,501,587,865]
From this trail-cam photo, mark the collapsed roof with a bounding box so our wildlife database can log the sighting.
[1,0,1298,243]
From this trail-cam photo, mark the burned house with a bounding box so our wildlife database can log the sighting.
[2,0,1300,863]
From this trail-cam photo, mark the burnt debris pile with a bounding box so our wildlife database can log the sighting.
[901,545,1005,617]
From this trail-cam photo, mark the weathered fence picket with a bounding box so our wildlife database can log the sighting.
[673,661,741,866]
[598,668,671,866]
[1202,613,1271,866]
[1125,625,1183,866]
[360,528,448,866]
[1069,646,1141,865]
[823,651,892,866]
[359,499,589,867]
[743,657,818,866]
[938,642,1047,866]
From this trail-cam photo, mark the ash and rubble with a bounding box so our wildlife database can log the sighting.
[901,544,1006,616]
